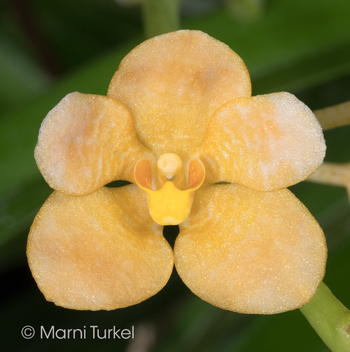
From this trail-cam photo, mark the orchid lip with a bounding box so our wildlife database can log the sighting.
[134,154,205,225]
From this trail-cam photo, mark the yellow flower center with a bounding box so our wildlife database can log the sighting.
[134,153,205,225]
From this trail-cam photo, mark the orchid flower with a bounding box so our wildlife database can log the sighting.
[27,30,327,314]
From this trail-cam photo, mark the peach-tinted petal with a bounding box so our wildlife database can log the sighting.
[27,185,174,310]
[107,30,251,159]
[175,184,327,314]
[35,92,155,196]
[195,92,326,191]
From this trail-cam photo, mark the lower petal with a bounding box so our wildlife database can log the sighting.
[175,184,327,314]
[27,185,174,310]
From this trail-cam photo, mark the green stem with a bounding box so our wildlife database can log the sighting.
[313,101,350,130]
[300,282,350,351]
[225,0,264,22]
[143,0,181,38]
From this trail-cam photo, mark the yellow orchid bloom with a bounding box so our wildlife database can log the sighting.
[27,30,327,315]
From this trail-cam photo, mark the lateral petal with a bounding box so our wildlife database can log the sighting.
[196,92,326,190]
[35,92,154,196]
[107,30,251,159]
[175,184,327,314]
[27,185,174,310]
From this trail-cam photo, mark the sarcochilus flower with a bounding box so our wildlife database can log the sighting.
[27,30,327,314]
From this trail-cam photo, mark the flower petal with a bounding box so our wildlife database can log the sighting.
[107,30,251,159]
[27,185,174,310]
[35,92,155,196]
[196,92,326,190]
[175,184,327,314]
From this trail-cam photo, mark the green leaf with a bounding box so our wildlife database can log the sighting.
[0,36,51,112]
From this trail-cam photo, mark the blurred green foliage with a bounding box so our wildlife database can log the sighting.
[0,0,349,351]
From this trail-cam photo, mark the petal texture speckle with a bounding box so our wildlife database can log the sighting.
[35,92,154,196]
[196,92,326,190]
[27,185,174,310]
[108,30,251,159]
[175,184,327,314]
